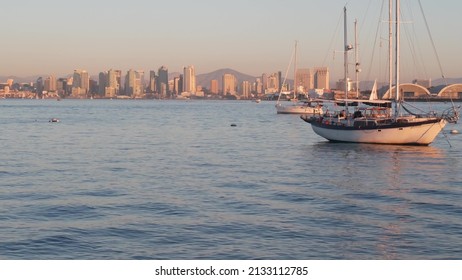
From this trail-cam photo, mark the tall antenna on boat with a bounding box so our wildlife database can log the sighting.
[354,19,360,98]
[294,40,298,100]
[389,0,393,107]
[344,6,349,111]
[395,0,401,117]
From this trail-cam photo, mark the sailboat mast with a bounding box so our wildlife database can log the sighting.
[389,0,393,105]
[355,19,359,98]
[294,40,298,100]
[344,6,349,110]
[294,41,298,99]
[395,0,401,116]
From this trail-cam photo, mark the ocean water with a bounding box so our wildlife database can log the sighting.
[0,99,461,259]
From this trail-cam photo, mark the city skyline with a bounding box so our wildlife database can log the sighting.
[2,0,462,83]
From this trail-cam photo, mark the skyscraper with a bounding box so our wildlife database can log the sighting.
[296,68,313,92]
[107,69,120,96]
[173,77,181,96]
[222,74,236,95]
[36,77,44,98]
[314,67,330,89]
[157,66,168,97]
[99,72,108,96]
[149,70,157,93]
[241,81,251,99]
[125,69,144,97]
[183,66,196,93]
[72,69,89,97]
[44,75,57,92]
[210,79,219,94]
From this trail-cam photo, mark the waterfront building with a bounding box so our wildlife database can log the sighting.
[266,73,279,93]
[107,69,120,97]
[210,79,219,94]
[222,73,237,95]
[157,66,168,97]
[278,71,282,92]
[36,77,44,98]
[72,69,90,97]
[44,75,57,92]
[241,81,251,99]
[149,70,156,93]
[296,68,313,93]
[254,78,263,95]
[183,66,196,93]
[173,77,181,96]
[314,67,330,89]
[99,72,107,96]
[56,78,68,96]
[125,69,144,97]
[261,73,268,92]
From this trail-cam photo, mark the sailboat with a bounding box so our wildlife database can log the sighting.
[276,41,324,115]
[369,80,378,101]
[301,1,459,145]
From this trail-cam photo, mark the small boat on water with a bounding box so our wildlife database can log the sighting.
[276,100,323,115]
[275,41,324,116]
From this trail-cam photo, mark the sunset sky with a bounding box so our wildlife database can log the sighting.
[1,0,461,83]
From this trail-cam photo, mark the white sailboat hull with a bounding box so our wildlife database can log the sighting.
[309,118,447,145]
[276,103,323,115]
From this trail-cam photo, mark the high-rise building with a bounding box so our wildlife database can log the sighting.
[296,69,313,93]
[314,67,330,89]
[98,72,107,96]
[72,69,89,96]
[149,70,157,93]
[44,75,57,92]
[261,73,268,92]
[157,66,168,96]
[278,71,282,92]
[267,73,279,93]
[173,77,181,95]
[210,79,219,94]
[183,66,196,93]
[254,78,263,95]
[36,77,44,98]
[107,69,120,96]
[241,81,251,99]
[125,69,144,97]
[57,78,68,96]
[178,75,183,94]
[222,74,237,95]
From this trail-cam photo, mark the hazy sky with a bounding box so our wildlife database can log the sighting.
[1,0,461,82]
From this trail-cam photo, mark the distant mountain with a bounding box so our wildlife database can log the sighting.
[433,77,462,86]
[0,75,49,83]
[196,68,257,89]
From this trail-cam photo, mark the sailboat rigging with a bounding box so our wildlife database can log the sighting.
[301,0,459,145]
[275,41,324,115]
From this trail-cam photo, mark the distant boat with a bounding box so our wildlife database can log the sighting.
[369,80,378,101]
[301,3,459,145]
[276,100,324,114]
[254,98,261,103]
[275,41,324,116]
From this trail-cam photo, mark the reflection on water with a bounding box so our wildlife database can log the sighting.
[304,142,460,259]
